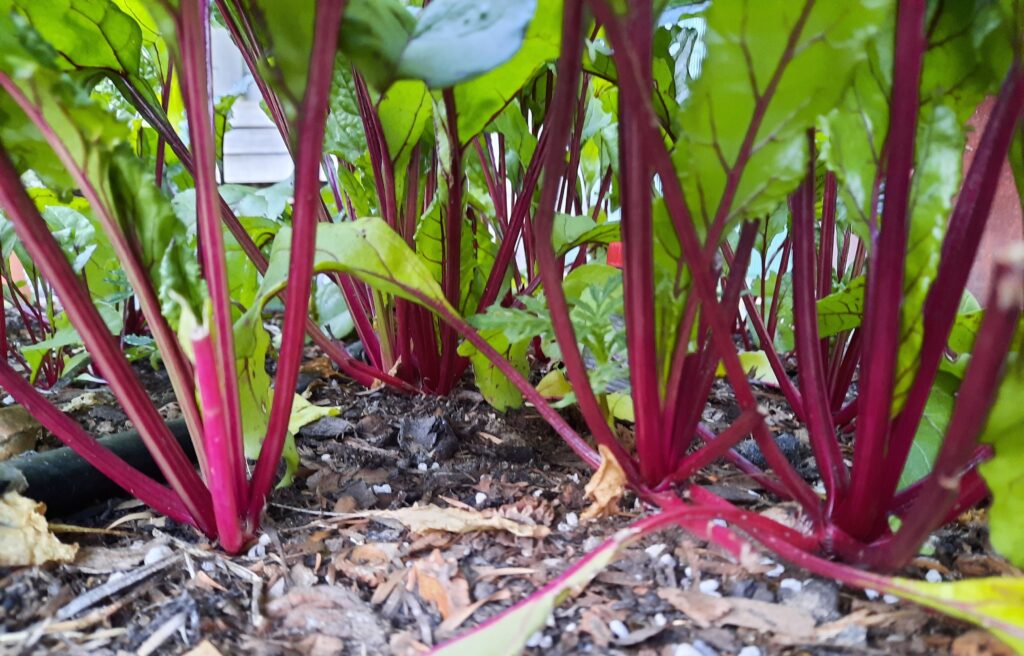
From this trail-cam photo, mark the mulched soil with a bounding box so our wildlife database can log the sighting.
[0,352,1018,656]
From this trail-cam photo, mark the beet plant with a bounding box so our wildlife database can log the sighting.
[0,0,551,550]
[428,0,1024,649]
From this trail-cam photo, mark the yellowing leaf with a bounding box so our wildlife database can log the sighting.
[891,577,1024,652]
[581,444,627,521]
[355,504,549,538]
[0,491,78,566]
[715,351,779,386]
[606,393,634,423]
[536,369,572,398]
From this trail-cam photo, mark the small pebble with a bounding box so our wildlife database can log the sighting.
[926,569,942,583]
[883,594,899,604]
[645,544,667,559]
[539,635,553,649]
[268,577,286,599]
[564,622,577,633]
[673,644,703,656]
[372,483,392,494]
[431,462,440,470]
[738,647,762,656]
[144,544,174,566]
[565,512,579,527]
[320,453,331,462]
[475,492,487,506]
[698,579,720,595]
[417,462,428,472]
[765,564,785,577]
[864,589,880,600]
[710,518,727,528]
[525,631,543,648]
[608,619,630,639]
[780,579,840,622]
[692,640,718,656]
[654,613,667,627]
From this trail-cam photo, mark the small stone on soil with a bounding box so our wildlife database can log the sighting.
[698,579,720,595]
[674,644,704,656]
[608,619,630,639]
[779,578,841,623]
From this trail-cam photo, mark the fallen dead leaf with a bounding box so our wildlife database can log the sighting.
[438,588,512,635]
[0,490,77,566]
[351,504,550,538]
[0,406,42,460]
[183,640,223,656]
[408,549,471,622]
[296,634,345,656]
[952,629,1015,656]
[656,588,730,628]
[192,570,228,593]
[265,585,388,652]
[581,444,627,521]
[73,544,151,573]
[578,603,621,648]
[658,589,815,640]
[350,542,398,565]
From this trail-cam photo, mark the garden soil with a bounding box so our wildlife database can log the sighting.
[0,352,1016,655]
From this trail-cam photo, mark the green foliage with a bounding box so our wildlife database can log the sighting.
[340,0,538,93]
[398,0,537,90]
[898,372,958,490]
[453,0,562,140]
[672,0,890,230]
[817,276,866,338]
[258,219,456,314]
[981,355,1024,567]
[471,264,628,411]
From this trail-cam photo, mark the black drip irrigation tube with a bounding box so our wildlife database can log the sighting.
[0,420,197,517]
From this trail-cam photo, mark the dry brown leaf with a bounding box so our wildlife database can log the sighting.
[438,588,511,635]
[0,406,41,460]
[361,504,550,538]
[578,603,622,648]
[409,549,470,622]
[952,629,1015,656]
[658,589,815,640]
[183,640,223,656]
[350,543,398,565]
[0,490,77,566]
[192,570,227,593]
[656,589,731,628]
[581,444,627,521]
[73,544,150,573]
[265,585,388,652]
[296,634,345,656]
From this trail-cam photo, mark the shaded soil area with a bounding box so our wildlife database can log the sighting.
[0,355,1017,655]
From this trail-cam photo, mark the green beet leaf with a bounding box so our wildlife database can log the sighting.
[398,0,537,90]
[672,0,889,231]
